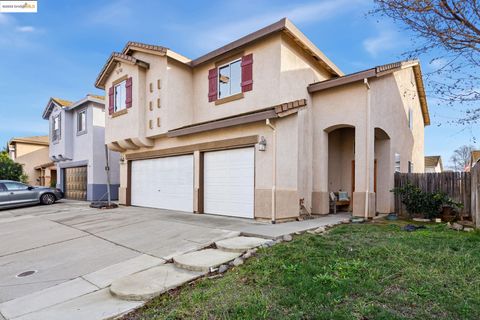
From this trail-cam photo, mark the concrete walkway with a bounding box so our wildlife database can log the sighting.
[0,201,350,320]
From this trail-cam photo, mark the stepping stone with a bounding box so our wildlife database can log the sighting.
[83,254,165,288]
[110,264,204,301]
[215,236,269,252]
[174,248,241,272]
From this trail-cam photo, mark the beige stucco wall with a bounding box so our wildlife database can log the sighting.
[425,163,442,173]
[14,145,50,185]
[310,67,426,216]
[14,143,46,158]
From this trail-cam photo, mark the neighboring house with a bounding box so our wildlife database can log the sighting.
[469,150,480,171]
[425,156,443,173]
[7,136,55,186]
[42,95,120,201]
[94,18,428,220]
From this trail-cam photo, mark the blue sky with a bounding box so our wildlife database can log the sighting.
[0,0,478,167]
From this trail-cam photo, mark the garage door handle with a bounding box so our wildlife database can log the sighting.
[158,189,161,192]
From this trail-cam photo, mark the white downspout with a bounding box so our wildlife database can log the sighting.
[364,78,371,220]
[266,119,276,224]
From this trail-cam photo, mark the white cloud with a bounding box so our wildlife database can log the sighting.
[16,26,35,32]
[192,0,368,52]
[0,13,40,48]
[363,27,406,57]
[87,0,132,26]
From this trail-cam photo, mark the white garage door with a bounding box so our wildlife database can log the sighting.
[204,148,254,218]
[131,155,194,212]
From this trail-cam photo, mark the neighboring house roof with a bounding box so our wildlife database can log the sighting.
[9,135,49,146]
[425,156,443,171]
[95,18,343,89]
[308,60,430,126]
[51,97,73,107]
[42,94,105,120]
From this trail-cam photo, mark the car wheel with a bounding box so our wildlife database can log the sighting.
[40,193,56,205]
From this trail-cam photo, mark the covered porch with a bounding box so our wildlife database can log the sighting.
[313,124,393,217]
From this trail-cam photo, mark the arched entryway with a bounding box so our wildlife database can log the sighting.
[326,125,355,212]
[374,127,393,214]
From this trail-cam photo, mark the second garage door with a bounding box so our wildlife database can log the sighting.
[204,148,254,218]
[131,155,194,212]
[64,166,87,201]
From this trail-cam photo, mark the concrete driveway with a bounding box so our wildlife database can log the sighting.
[0,201,349,320]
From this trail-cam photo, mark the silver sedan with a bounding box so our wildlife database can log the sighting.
[0,180,64,209]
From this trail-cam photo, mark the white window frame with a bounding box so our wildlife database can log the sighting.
[114,80,127,112]
[77,109,87,135]
[408,108,413,130]
[217,58,242,99]
[52,114,61,142]
[395,153,401,173]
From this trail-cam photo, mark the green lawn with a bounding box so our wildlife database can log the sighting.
[122,220,480,320]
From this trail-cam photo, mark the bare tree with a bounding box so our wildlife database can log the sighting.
[372,1,480,124]
[449,144,474,171]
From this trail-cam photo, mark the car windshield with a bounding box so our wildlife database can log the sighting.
[3,182,29,191]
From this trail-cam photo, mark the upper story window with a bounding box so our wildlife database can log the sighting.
[114,80,127,112]
[52,114,61,142]
[208,54,253,103]
[218,59,242,99]
[77,109,87,134]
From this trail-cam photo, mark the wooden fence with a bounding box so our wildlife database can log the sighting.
[394,171,471,217]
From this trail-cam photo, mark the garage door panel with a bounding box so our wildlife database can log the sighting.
[64,166,87,201]
[204,148,254,218]
[131,155,193,212]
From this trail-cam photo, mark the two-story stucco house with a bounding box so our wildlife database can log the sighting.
[94,18,429,221]
[7,135,54,186]
[42,95,121,201]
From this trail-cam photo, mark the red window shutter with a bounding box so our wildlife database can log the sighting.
[125,77,133,108]
[108,86,114,115]
[241,54,253,92]
[208,68,218,102]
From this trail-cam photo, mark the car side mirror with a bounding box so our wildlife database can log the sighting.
[27,186,34,190]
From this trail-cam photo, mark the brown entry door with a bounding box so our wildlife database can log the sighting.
[64,166,87,200]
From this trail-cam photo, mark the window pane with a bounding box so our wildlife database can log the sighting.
[4,182,28,191]
[81,112,86,131]
[230,60,241,95]
[218,65,230,98]
[115,81,126,111]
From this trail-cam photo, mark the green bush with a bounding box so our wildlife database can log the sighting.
[392,183,463,219]
[0,151,28,183]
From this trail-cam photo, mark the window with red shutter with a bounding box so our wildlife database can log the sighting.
[241,54,253,92]
[108,86,114,115]
[208,68,218,102]
[125,77,132,108]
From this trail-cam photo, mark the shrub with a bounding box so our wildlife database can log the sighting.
[392,183,463,219]
[0,151,28,183]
